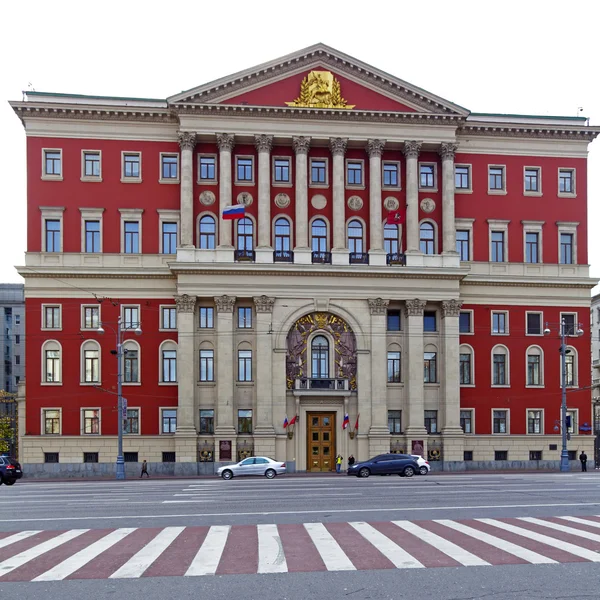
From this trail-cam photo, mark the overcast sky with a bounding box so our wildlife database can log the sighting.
[1,0,598,293]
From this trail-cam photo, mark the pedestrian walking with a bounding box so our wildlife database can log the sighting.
[140,459,149,478]
[335,454,343,473]
[348,455,355,466]
[579,451,588,472]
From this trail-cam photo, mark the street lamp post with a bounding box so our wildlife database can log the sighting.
[97,316,142,480]
[544,318,584,472]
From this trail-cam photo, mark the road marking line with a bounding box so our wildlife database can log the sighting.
[185,526,230,576]
[435,520,555,564]
[477,518,600,562]
[109,526,184,578]
[559,516,600,529]
[392,520,488,567]
[303,523,355,571]
[518,517,600,542]
[0,529,89,578]
[349,522,423,569]
[0,531,40,550]
[33,528,136,581]
[257,524,287,574]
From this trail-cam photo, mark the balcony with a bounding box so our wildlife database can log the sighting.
[386,252,406,266]
[273,250,294,263]
[349,252,369,265]
[234,249,255,262]
[294,378,350,393]
[312,251,332,264]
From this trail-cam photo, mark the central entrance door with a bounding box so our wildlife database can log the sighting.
[307,412,336,472]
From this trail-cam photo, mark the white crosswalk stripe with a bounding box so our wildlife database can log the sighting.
[559,516,600,529]
[185,525,231,576]
[257,524,287,574]
[304,522,355,571]
[519,517,600,542]
[0,531,40,550]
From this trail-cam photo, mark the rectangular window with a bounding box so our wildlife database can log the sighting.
[560,233,573,264]
[459,311,472,334]
[456,230,470,261]
[83,151,101,178]
[526,313,542,335]
[419,164,435,188]
[527,409,542,433]
[199,156,216,181]
[489,166,505,191]
[83,306,100,329]
[124,221,140,254]
[464,451,473,461]
[274,158,290,183]
[44,452,59,463]
[424,352,437,383]
[199,349,214,382]
[460,410,473,434]
[124,349,138,383]
[124,452,138,462]
[236,157,253,182]
[527,355,541,386]
[200,409,215,434]
[161,154,179,179]
[346,161,363,186]
[530,450,542,461]
[161,409,177,434]
[524,168,540,192]
[44,150,62,176]
[387,351,401,383]
[388,410,402,434]
[424,410,438,434]
[43,306,61,329]
[199,307,214,329]
[124,408,139,434]
[492,312,507,334]
[387,310,401,331]
[238,409,253,434]
[45,219,61,253]
[495,450,508,461]
[15,355,20,365]
[562,313,576,336]
[238,307,252,329]
[491,231,505,262]
[559,169,574,194]
[85,220,101,253]
[493,354,506,385]
[43,409,60,434]
[382,162,399,187]
[493,410,507,433]
[459,353,472,385]
[83,409,100,434]
[123,153,141,179]
[161,307,177,330]
[162,222,177,254]
[565,355,575,386]
[455,165,470,189]
[566,410,577,433]
[423,311,437,332]
[238,350,252,382]
[310,159,327,184]
[84,452,99,463]
[525,232,539,263]
[162,350,177,382]
[15,335,20,344]
[45,349,60,382]
[15,315,20,325]
[84,350,99,383]
[123,306,140,329]
[162,452,176,463]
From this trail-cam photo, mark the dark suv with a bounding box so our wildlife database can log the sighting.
[347,453,420,478]
[0,456,23,485]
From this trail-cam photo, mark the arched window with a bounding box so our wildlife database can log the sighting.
[420,222,435,254]
[459,344,474,385]
[160,341,177,383]
[123,340,140,384]
[384,223,399,255]
[81,340,101,383]
[311,335,329,378]
[526,346,543,386]
[492,345,509,386]
[311,219,327,253]
[565,347,577,387]
[199,215,216,249]
[42,340,62,383]
[274,218,291,258]
[348,220,363,254]
[237,218,254,251]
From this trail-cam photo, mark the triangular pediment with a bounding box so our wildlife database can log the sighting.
[168,43,469,116]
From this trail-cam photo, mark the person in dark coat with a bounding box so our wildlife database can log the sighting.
[140,459,149,478]
[348,455,355,466]
[579,451,588,472]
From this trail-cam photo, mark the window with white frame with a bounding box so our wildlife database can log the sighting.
[122,152,141,182]
[488,165,506,192]
[459,346,473,385]
[161,306,177,330]
[388,410,402,434]
[525,232,540,263]
[527,409,543,434]
[124,408,140,434]
[384,223,400,257]
[492,346,509,385]
[491,231,505,262]
[199,349,214,382]
[199,307,214,329]
[557,222,578,265]
[526,312,543,335]
[82,341,100,383]
[160,154,179,182]
[82,150,101,181]
[43,409,61,434]
[123,341,140,383]
[162,222,178,254]
[560,232,574,264]
[235,156,254,184]
[382,162,400,189]
[561,313,577,336]
[424,410,438,433]
[456,230,470,261]
[387,350,401,383]
[161,345,177,383]
[198,155,217,183]
[420,222,435,254]
[236,218,254,253]
[566,409,577,433]
[82,409,100,434]
[346,160,364,187]
[123,221,140,253]
[311,218,328,254]
[493,409,508,433]
[524,167,541,194]
[42,341,62,383]
[347,220,364,254]
[161,408,177,433]
[43,305,61,330]
[200,409,214,433]
[82,305,100,330]
[424,352,437,383]
[273,157,291,184]
[558,168,576,196]
[238,349,252,382]
[492,311,508,334]
[43,216,62,253]
[564,349,577,387]
[526,346,543,386]
[419,163,436,189]
[460,409,473,433]
[199,215,217,249]
[459,311,473,334]
[122,306,140,329]
[455,165,472,191]
[310,158,328,186]
[42,149,62,179]
[84,220,101,253]
[274,218,292,255]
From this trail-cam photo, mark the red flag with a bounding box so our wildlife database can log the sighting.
[386,210,402,225]
[354,414,359,432]
[289,415,297,426]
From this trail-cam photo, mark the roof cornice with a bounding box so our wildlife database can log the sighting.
[458,123,600,142]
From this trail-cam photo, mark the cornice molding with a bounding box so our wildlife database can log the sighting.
[458,124,599,142]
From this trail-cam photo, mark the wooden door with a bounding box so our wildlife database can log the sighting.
[307,412,336,472]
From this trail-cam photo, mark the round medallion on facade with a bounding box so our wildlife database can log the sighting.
[420,198,436,213]
[383,196,400,211]
[347,195,363,211]
[199,190,216,206]
[237,192,253,206]
[274,193,290,209]
[311,194,327,210]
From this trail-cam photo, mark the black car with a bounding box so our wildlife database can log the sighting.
[0,456,23,485]
[347,453,419,478]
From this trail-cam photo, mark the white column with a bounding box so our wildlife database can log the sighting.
[403,141,422,254]
[216,133,235,258]
[255,134,274,264]
[214,295,236,437]
[178,132,196,248]
[293,136,311,264]
[439,143,459,254]
[330,137,348,265]
[367,139,386,266]
[405,299,427,447]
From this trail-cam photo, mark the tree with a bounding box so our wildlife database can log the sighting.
[0,416,13,454]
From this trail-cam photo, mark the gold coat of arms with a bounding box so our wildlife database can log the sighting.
[286,70,355,109]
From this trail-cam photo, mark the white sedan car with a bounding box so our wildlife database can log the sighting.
[411,455,430,475]
[217,456,286,480]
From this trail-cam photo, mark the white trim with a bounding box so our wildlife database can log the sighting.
[309,215,331,252]
[159,152,180,184]
[522,220,544,264]
[488,219,510,262]
[121,304,142,329]
[565,408,579,434]
[80,149,102,182]
[273,214,294,250]
[272,155,292,187]
[41,303,62,331]
[157,209,181,254]
[491,407,510,435]
[455,218,474,261]
[523,165,542,197]
[460,407,475,434]
[459,309,474,335]
[491,310,509,335]
[159,340,178,385]
[382,160,401,191]
[525,311,544,336]
[309,156,329,188]
[346,216,366,252]
[525,345,545,388]
[383,219,402,255]
[40,206,65,253]
[80,339,101,385]
[124,406,141,435]
[234,154,255,186]
[557,167,577,197]
[563,345,578,389]
[234,214,257,250]
[419,218,438,255]
[41,340,62,385]
[560,311,579,336]
[418,161,438,192]
[159,304,178,331]
[80,208,105,253]
[41,148,63,180]
[41,407,62,435]
[119,208,144,254]
[197,153,218,185]
[557,221,579,265]
[454,163,472,194]
[80,303,101,331]
[197,211,218,249]
[81,407,101,436]
[121,151,142,183]
[459,343,475,386]
[122,339,141,385]
[345,158,365,190]
[487,164,507,195]
[491,344,510,387]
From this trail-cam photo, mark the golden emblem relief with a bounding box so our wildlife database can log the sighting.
[286,70,355,109]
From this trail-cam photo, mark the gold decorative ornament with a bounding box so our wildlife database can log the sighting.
[286,71,355,109]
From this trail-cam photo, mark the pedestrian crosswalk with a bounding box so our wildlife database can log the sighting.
[2,515,600,581]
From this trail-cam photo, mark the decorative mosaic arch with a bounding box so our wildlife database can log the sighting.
[286,312,357,390]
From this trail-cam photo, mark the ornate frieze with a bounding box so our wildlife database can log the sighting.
[292,136,311,155]
[368,298,389,316]
[285,71,355,109]
[329,137,348,156]
[439,142,459,161]
[216,133,235,152]
[367,139,386,158]
[214,295,236,313]
[405,298,427,317]
[254,134,273,153]
[253,295,275,313]
[178,131,196,151]
[402,140,422,159]
[174,294,197,313]
[442,299,463,318]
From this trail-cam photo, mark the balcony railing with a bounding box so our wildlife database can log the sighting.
[295,378,350,391]
[386,252,406,266]
[273,250,294,263]
[234,249,255,262]
[349,252,369,265]
[312,251,332,264]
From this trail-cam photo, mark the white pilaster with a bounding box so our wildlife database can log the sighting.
[215,295,236,437]
[330,137,348,264]
[403,141,422,254]
[293,136,311,264]
[178,132,196,248]
[217,133,235,251]
[255,134,273,255]
[439,143,459,255]
[367,139,386,266]
[405,299,427,442]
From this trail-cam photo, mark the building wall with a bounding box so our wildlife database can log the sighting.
[0,284,25,394]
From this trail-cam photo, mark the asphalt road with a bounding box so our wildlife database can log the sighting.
[2,471,600,599]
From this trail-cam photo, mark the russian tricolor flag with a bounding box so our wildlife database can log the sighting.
[222,205,245,220]
[342,413,350,430]
[283,416,289,429]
